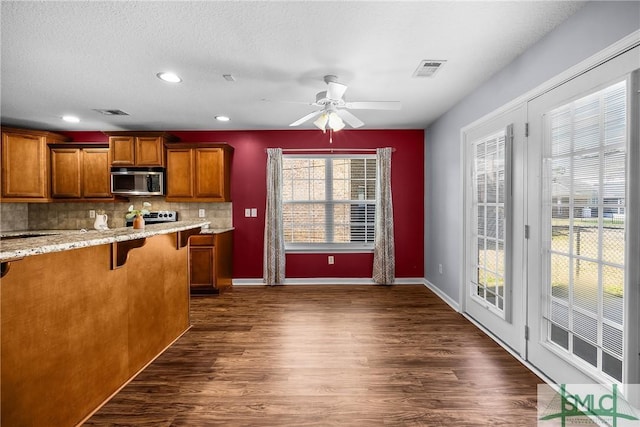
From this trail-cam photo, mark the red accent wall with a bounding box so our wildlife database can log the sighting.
[62,129,424,279]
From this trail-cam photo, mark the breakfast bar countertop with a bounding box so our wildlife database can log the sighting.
[0,221,217,262]
[199,227,234,235]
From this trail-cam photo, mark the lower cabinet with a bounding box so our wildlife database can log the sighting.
[188,230,233,294]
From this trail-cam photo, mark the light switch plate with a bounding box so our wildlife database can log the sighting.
[245,208,251,217]
[251,208,258,217]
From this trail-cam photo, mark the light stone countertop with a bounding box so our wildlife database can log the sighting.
[0,221,221,262]
[199,227,234,235]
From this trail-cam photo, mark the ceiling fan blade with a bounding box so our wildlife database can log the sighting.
[336,109,364,128]
[345,101,401,110]
[326,82,347,100]
[262,98,315,106]
[289,110,323,127]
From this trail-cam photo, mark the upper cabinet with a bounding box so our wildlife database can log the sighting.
[49,144,112,199]
[1,127,70,202]
[83,148,112,198]
[165,143,233,202]
[106,132,178,167]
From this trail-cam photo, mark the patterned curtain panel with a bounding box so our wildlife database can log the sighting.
[263,148,286,285]
[373,147,396,284]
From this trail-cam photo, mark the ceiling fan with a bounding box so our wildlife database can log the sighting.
[288,75,401,132]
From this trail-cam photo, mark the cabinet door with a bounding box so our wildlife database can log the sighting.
[194,148,226,200]
[2,132,49,198]
[165,149,194,198]
[110,136,135,166]
[189,235,218,293]
[51,148,82,198]
[82,148,111,198]
[135,137,164,166]
[190,246,216,290]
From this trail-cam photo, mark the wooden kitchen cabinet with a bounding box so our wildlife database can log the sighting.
[1,127,70,201]
[50,144,112,199]
[189,230,233,294]
[83,148,112,198]
[106,131,178,167]
[165,148,193,198]
[109,136,135,165]
[50,148,81,198]
[165,143,233,202]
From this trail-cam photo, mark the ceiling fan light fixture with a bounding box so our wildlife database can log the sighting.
[287,74,399,131]
[313,113,328,132]
[328,112,345,131]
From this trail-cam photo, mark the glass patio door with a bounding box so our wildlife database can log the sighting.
[526,46,639,391]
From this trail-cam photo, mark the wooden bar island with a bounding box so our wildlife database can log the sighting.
[0,221,208,426]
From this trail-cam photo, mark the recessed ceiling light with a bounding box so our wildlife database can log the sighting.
[62,115,80,123]
[156,72,182,83]
[215,116,230,122]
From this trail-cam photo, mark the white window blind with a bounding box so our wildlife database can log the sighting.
[471,128,510,317]
[543,80,626,382]
[282,155,376,251]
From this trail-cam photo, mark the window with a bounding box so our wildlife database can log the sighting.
[282,155,376,251]
[470,128,510,318]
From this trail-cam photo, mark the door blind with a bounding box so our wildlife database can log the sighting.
[542,80,626,382]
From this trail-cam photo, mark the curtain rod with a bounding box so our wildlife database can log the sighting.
[265,148,395,153]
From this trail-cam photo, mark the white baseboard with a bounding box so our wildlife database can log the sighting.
[422,279,460,312]
[232,277,426,286]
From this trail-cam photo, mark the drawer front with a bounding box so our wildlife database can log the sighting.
[189,235,215,246]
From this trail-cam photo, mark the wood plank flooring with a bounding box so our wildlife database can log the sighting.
[83,285,541,426]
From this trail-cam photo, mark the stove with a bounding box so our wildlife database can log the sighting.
[125,210,178,226]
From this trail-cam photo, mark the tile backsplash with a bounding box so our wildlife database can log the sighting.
[1,203,29,231]
[14,197,232,231]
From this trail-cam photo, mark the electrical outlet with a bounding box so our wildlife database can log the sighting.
[328,256,334,265]
[438,264,443,274]
[89,210,96,219]
[198,209,205,218]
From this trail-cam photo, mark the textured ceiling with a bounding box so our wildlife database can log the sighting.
[1,1,585,132]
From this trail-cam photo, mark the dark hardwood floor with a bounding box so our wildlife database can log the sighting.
[84,285,541,426]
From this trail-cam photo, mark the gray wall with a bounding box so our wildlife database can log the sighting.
[424,1,640,303]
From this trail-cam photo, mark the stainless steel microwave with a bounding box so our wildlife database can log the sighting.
[110,167,164,196]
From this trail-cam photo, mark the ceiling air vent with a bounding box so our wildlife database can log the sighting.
[412,60,446,78]
[92,109,130,116]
